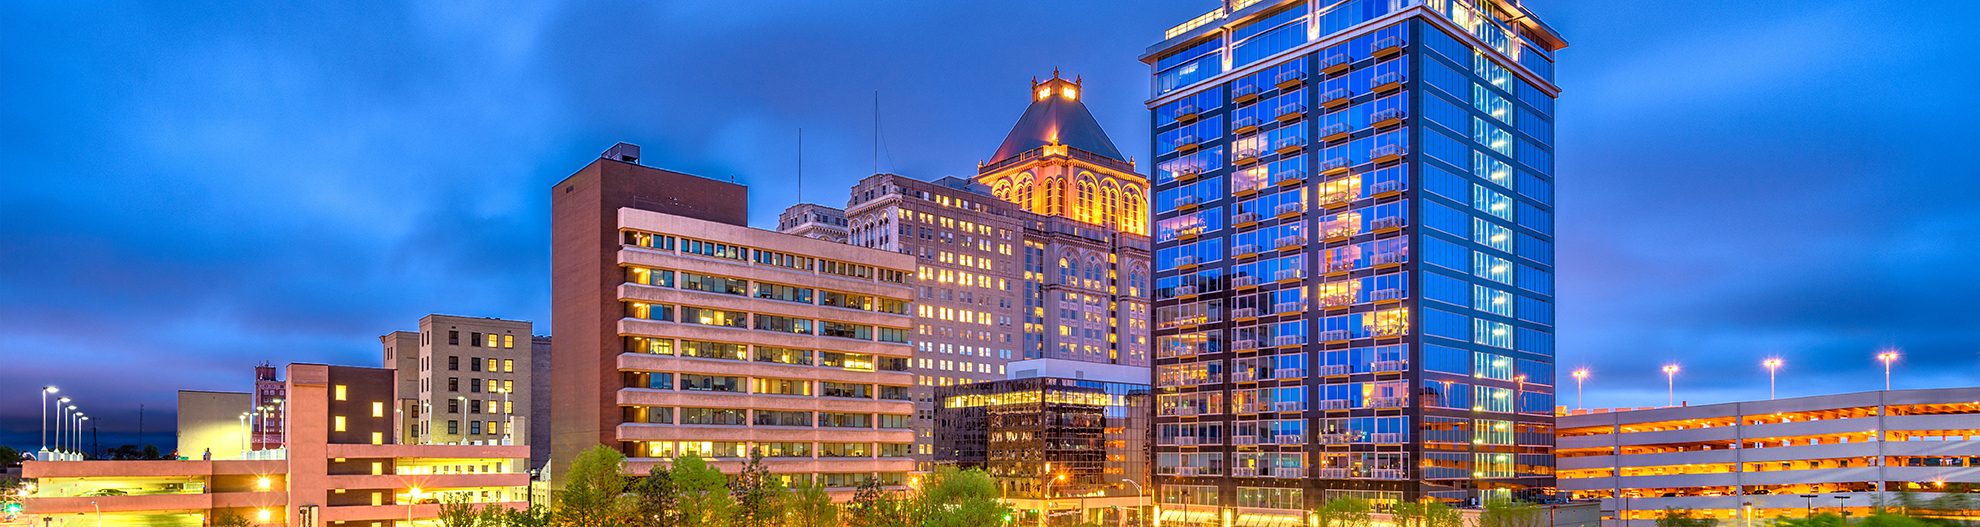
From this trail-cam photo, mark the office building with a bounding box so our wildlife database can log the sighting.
[778,203,850,243]
[1143,0,1566,521]
[528,335,552,472]
[822,73,1153,468]
[551,143,917,491]
[1557,388,1980,526]
[379,315,534,454]
[22,363,530,527]
[254,363,287,450]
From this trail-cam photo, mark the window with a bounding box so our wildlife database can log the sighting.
[471,332,482,347]
[333,416,347,432]
[471,358,482,372]
[448,356,459,371]
[334,385,347,401]
[371,402,385,418]
[447,377,459,392]
[470,421,483,435]
[502,335,514,349]
[755,283,813,304]
[679,374,744,393]
[371,432,383,445]
[448,399,460,413]
[503,359,514,373]
[754,411,813,427]
[448,331,459,345]
[680,408,747,426]
[484,333,497,348]
[447,420,458,435]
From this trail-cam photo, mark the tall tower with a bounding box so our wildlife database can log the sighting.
[977,71,1150,237]
[1142,0,1565,521]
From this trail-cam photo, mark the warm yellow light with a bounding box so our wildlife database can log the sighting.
[1037,87,1051,100]
[1663,365,1680,375]
[257,509,271,522]
[1572,369,1589,381]
[1877,350,1899,363]
[257,477,271,490]
[1763,358,1783,369]
[1061,86,1078,100]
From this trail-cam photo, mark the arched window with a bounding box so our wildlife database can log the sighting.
[1043,176,1063,216]
[1060,256,1078,286]
[1122,185,1146,235]
[991,180,1012,202]
[1102,180,1122,231]
[1087,256,1104,284]
[1077,175,1098,223]
[1014,172,1035,211]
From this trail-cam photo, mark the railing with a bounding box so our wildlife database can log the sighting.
[1371,469,1408,480]
[1371,108,1406,123]
[1317,433,1353,445]
[1318,399,1350,410]
[1369,288,1404,301]
[1273,467,1307,478]
[1274,236,1306,250]
[1231,370,1256,382]
[1317,468,1350,479]
[1321,89,1351,106]
[1272,301,1304,314]
[1231,274,1258,287]
[1174,285,1199,297]
[1232,435,1260,445]
[1370,360,1409,372]
[1276,103,1307,120]
[1372,72,1405,87]
[1235,116,1263,130]
[1370,433,1404,443]
[1275,70,1305,87]
[1365,396,1407,408]
[1318,295,1353,308]
[1175,104,1199,118]
[1369,325,1406,337]
[1272,335,1305,347]
[1318,330,1351,342]
[1274,268,1304,281]
[1273,202,1303,216]
[1320,122,1350,138]
[1233,339,1260,350]
[1232,467,1259,477]
[1232,213,1260,227]
[1370,252,1404,266]
[1322,223,1358,239]
[1317,191,1353,207]
[1371,144,1406,160]
[1321,53,1349,70]
[1174,195,1199,208]
[1319,157,1349,172]
[1317,364,1349,375]
[1173,466,1201,477]
[1272,168,1306,185]
[1171,436,1199,446]
[1274,135,1305,151]
[1273,400,1304,411]
[1272,434,1305,445]
[1176,255,1198,266]
[1232,307,1257,319]
[1234,148,1261,164]
[1373,36,1405,53]
[1234,83,1261,100]
[1326,258,1356,272]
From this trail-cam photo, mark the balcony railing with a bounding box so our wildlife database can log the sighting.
[1272,434,1305,445]
[1231,274,1258,287]
[1275,103,1306,122]
[1272,301,1304,314]
[1273,467,1306,478]
[1368,288,1405,302]
[1272,335,1305,347]
[1233,83,1261,103]
[1318,330,1351,343]
[1321,53,1350,73]
[1320,88,1351,108]
[1274,268,1305,281]
[1317,364,1349,376]
[1369,433,1405,443]
[1275,69,1306,89]
[1232,467,1259,477]
[1232,307,1258,319]
[1317,399,1350,410]
[1274,235,1306,250]
[1272,168,1306,186]
[1370,360,1409,372]
[1273,202,1303,217]
[1232,435,1260,446]
[1317,468,1350,479]
[1319,157,1350,174]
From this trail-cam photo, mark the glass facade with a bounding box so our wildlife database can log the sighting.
[932,377,1152,500]
[1145,0,1563,517]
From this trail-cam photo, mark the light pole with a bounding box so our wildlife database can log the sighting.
[1570,369,1588,411]
[406,487,422,527]
[1661,365,1680,407]
[1798,494,1817,517]
[40,386,58,453]
[1763,358,1783,400]
[75,415,88,457]
[1120,479,1146,527]
[1876,350,1899,391]
[55,397,71,455]
[239,412,251,458]
[1042,472,1066,527]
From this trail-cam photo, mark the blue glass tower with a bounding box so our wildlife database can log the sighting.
[1143,0,1565,521]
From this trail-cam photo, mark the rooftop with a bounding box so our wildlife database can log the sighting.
[987,71,1125,165]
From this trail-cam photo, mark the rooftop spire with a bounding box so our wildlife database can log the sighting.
[992,71,1122,164]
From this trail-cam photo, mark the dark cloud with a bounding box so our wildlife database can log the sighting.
[4,0,1978,450]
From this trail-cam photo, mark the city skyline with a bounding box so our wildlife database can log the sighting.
[4,0,1979,451]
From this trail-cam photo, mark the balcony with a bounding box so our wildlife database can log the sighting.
[1175,255,1198,269]
[1272,434,1305,445]
[1320,88,1351,109]
[1272,301,1305,314]
[1233,83,1262,103]
[1273,135,1306,155]
[1321,223,1358,241]
[1371,73,1406,93]
[1273,467,1307,479]
[1173,285,1199,297]
[1369,325,1406,338]
[1232,274,1259,288]
[1317,399,1350,410]
[1272,400,1304,411]
[1172,134,1201,153]
[1370,144,1406,163]
[1317,364,1349,376]
[1171,436,1199,447]
[1317,468,1350,479]
[1370,433,1405,444]
[1273,201,1304,219]
[1173,194,1200,211]
[1368,180,1404,197]
[1319,122,1350,142]
[1364,396,1407,409]
[1173,466,1201,477]
[1370,107,1406,128]
[1232,307,1258,320]
[1372,36,1405,58]
[1319,330,1351,343]
[1233,116,1263,134]
[1232,212,1261,229]
[1274,69,1306,90]
[1370,252,1404,267]
[1273,335,1305,347]
[1233,339,1261,351]
[1272,168,1306,187]
[1273,268,1305,282]
[1232,467,1259,477]
[1231,435,1260,446]
[1175,165,1203,182]
[1233,148,1262,166]
[1174,104,1201,123]
[1318,294,1353,309]
[1371,469,1407,480]
[1368,288,1404,303]
[1275,103,1306,122]
[1320,53,1350,74]
[1274,235,1306,250]
[1231,370,1257,382]
[1317,433,1353,445]
[1369,360,1408,373]
[1318,157,1350,175]
[1316,191,1353,209]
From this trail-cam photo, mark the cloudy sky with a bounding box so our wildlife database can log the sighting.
[3,0,1977,450]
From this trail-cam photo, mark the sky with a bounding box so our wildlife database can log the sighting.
[3,0,1978,451]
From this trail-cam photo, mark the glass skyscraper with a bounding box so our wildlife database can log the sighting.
[1144,0,1565,522]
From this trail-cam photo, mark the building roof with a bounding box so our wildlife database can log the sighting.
[988,73,1126,164]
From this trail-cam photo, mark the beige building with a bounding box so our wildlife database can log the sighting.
[379,315,533,454]
[551,144,918,491]
[176,390,252,461]
[777,203,849,243]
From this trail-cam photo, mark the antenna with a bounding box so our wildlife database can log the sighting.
[797,127,804,203]
[872,91,879,175]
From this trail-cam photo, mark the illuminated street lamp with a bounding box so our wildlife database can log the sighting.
[1876,350,1899,391]
[1762,358,1783,400]
[75,415,88,457]
[40,386,58,453]
[55,397,71,455]
[1570,369,1589,410]
[1661,365,1680,407]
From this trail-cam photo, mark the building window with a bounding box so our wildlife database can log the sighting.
[448,399,460,413]
[371,432,383,445]
[448,331,459,345]
[484,333,498,348]
[448,377,459,392]
[447,420,459,435]
[503,335,514,349]
[372,402,385,418]
[502,359,514,373]
[471,332,482,347]
[471,358,482,372]
[333,416,347,432]
[334,385,347,401]
[448,356,459,371]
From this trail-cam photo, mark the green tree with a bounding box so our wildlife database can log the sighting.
[730,453,787,527]
[212,512,253,527]
[628,463,680,527]
[1422,501,1463,527]
[501,506,553,527]
[782,479,837,527]
[1774,513,1845,527]
[438,494,485,527]
[1476,499,1544,527]
[914,467,1010,527]
[0,446,21,467]
[846,478,912,527]
[669,455,735,526]
[1314,497,1371,527]
[1390,500,1425,527]
[1654,507,1715,527]
[554,445,630,527]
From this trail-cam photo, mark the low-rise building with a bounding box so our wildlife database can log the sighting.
[1556,387,1980,526]
[21,364,529,527]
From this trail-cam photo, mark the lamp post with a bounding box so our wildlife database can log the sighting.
[40,386,58,453]
[1661,365,1680,407]
[239,412,252,458]
[1570,369,1588,411]
[406,487,423,527]
[1834,495,1850,517]
[1876,350,1898,391]
[55,397,71,456]
[1762,358,1783,400]
[1042,473,1066,527]
[1798,494,1817,518]
[76,415,89,457]
[1119,478,1146,527]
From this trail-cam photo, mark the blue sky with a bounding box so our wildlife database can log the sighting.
[3,1,1977,450]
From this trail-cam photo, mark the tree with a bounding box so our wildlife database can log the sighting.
[783,479,837,527]
[0,446,20,467]
[1653,507,1715,527]
[1314,497,1371,527]
[212,512,253,527]
[730,453,787,527]
[1476,499,1544,527]
[500,506,553,527]
[438,494,484,527]
[1390,500,1425,527]
[628,463,680,527]
[668,455,734,527]
[1773,513,1845,527]
[554,445,630,527]
[1422,501,1463,527]
[846,478,912,527]
[914,467,1010,527]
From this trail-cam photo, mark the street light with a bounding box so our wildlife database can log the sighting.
[76,415,89,457]
[55,397,71,456]
[40,386,58,453]
[1041,473,1067,527]
[1762,358,1783,400]
[1876,350,1899,391]
[406,486,423,527]
[1570,369,1589,410]
[1661,365,1680,407]
[1119,479,1146,527]
[1798,494,1817,517]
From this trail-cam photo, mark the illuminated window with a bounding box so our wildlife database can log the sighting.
[371,402,384,418]
[503,359,514,373]
[502,335,514,349]
[334,416,347,432]
[371,432,383,445]
[370,462,382,475]
[334,385,347,401]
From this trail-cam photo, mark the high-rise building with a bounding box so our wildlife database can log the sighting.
[1143,0,1565,520]
[778,203,850,243]
[817,73,1153,469]
[551,143,918,491]
[379,315,534,457]
[253,363,286,450]
[528,335,552,472]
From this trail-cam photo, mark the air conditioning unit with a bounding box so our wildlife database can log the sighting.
[1274,202,1303,216]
